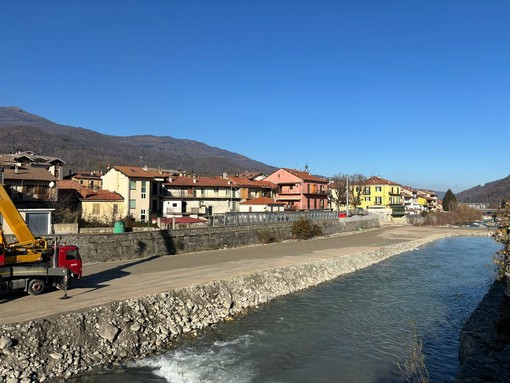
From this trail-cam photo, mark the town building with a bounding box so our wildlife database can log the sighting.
[417,190,440,212]
[223,175,276,201]
[264,168,329,211]
[64,171,103,190]
[402,186,424,214]
[57,180,124,224]
[101,165,173,222]
[353,176,404,216]
[0,151,65,180]
[163,175,239,218]
[0,158,59,235]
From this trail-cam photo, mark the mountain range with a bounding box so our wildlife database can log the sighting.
[1,106,508,205]
[0,106,276,177]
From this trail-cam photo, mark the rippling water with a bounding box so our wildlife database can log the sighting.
[75,237,499,383]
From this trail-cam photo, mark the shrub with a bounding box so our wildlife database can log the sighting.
[291,217,323,240]
[421,205,483,226]
[257,229,277,244]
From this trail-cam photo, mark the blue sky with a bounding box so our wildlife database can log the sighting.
[1,0,509,193]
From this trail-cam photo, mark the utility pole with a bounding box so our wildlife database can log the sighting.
[346,176,349,216]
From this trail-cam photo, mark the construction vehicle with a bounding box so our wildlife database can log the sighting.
[0,183,82,295]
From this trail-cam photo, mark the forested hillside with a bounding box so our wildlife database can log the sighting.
[457,175,510,207]
[0,107,276,175]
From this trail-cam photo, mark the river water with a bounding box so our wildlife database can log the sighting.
[75,236,499,383]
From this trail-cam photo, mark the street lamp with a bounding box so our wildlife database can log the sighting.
[346,176,349,216]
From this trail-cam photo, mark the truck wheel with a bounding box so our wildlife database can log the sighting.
[27,279,46,295]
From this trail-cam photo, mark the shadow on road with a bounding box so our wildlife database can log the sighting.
[71,255,161,296]
[0,289,29,303]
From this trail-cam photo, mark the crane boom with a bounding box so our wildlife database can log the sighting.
[0,184,37,245]
[0,184,47,265]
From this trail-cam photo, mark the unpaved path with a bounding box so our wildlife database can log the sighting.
[0,226,489,325]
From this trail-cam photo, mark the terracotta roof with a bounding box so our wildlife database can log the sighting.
[236,171,265,180]
[57,180,123,201]
[223,176,276,189]
[364,176,401,186]
[80,189,124,201]
[1,166,56,182]
[281,168,328,183]
[68,172,102,180]
[165,176,233,187]
[56,180,82,190]
[240,197,286,205]
[110,166,171,179]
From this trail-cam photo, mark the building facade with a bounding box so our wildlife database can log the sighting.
[354,176,404,216]
[101,166,170,222]
[264,168,329,210]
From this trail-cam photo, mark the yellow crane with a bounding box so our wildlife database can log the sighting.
[0,184,48,265]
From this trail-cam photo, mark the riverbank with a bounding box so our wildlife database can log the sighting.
[0,226,491,382]
[457,280,510,382]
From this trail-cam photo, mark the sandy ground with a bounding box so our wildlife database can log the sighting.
[0,225,490,325]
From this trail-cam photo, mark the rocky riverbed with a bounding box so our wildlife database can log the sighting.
[0,229,492,382]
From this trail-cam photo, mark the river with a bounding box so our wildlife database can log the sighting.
[74,236,499,383]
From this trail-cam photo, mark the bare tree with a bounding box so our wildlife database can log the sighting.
[330,174,348,211]
[330,173,369,213]
[349,174,369,210]
[52,189,81,224]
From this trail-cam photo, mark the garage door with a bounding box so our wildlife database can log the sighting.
[25,213,49,236]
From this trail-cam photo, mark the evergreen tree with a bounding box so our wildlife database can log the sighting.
[443,189,457,211]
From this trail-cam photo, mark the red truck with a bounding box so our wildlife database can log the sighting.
[0,183,82,295]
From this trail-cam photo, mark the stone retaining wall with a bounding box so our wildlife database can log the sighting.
[0,229,485,382]
[57,216,379,263]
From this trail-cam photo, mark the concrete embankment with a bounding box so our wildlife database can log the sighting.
[0,227,490,382]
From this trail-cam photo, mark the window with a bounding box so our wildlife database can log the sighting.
[65,249,80,260]
[375,197,382,204]
[141,209,147,222]
[141,181,147,199]
[112,204,118,215]
[92,203,100,215]
[365,186,371,194]
[376,186,382,192]
[129,199,136,209]
[365,196,371,202]
[130,180,136,190]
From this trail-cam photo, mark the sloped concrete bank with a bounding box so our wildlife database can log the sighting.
[0,230,489,382]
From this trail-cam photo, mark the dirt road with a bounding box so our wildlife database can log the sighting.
[0,226,488,325]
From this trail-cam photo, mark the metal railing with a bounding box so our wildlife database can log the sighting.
[210,210,339,226]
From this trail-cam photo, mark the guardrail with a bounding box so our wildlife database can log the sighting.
[211,210,341,226]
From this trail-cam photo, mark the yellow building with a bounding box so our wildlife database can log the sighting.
[353,176,404,216]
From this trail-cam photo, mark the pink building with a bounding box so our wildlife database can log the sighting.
[264,168,329,211]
